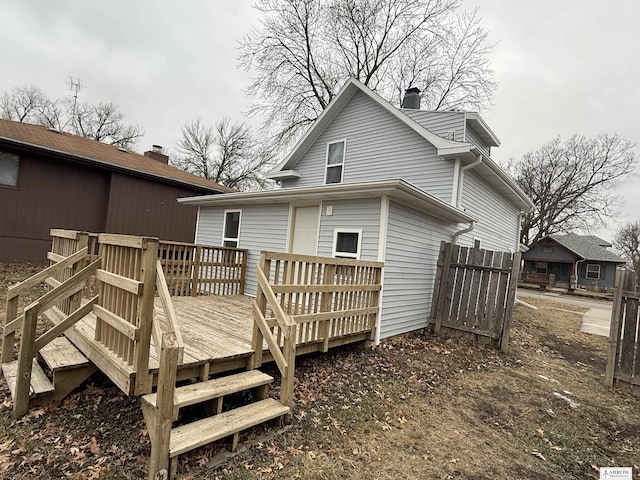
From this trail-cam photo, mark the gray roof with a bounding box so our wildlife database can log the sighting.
[550,234,624,263]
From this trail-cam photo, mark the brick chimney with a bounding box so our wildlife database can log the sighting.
[144,145,169,164]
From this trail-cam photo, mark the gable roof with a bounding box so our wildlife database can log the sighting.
[0,118,234,193]
[268,77,532,211]
[549,234,625,263]
[179,178,475,224]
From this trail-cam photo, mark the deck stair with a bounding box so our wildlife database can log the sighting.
[2,359,54,401]
[141,370,289,478]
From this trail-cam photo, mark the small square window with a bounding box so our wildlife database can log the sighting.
[333,229,361,259]
[325,141,345,184]
[0,151,19,187]
[586,264,600,280]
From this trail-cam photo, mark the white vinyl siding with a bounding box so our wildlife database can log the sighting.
[282,91,455,203]
[380,201,458,338]
[458,170,521,252]
[196,203,290,296]
[317,198,380,261]
[402,110,466,143]
[465,126,491,157]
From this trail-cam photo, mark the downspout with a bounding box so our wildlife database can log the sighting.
[452,154,483,245]
[452,221,475,245]
[456,154,483,208]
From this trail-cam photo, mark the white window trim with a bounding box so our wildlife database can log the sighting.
[332,228,362,260]
[222,209,242,248]
[324,139,346,185]
[586,263,601,280]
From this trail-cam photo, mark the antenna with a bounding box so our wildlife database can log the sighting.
[67,76,83,102]
[63,77,85,131]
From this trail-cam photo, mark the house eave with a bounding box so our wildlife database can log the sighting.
[266,169,301,180]
[0,136,228,194]
[466,112,501,147]
[179,179,475,224]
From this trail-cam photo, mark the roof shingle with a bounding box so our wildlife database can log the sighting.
[0,118,234,193]
[550,234,625,263]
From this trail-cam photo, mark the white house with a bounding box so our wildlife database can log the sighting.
[179,78,533,341]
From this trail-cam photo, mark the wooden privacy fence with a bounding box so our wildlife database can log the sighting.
[431,241,520,352]
[606,269,640,396]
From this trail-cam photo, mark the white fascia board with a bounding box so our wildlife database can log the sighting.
[466,112,501,147]
[179,178,474,224]
[266,169,301,180]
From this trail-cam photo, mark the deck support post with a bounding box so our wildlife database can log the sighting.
[13,306,38,418]
[147,332,178,480]
[280,324,297,408]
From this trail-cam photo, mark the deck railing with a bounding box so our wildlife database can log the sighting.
[2,247,100,417]
[49,231,248,298]
[252,251,383,406]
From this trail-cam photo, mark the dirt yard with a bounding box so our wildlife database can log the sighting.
[0,264,638,479]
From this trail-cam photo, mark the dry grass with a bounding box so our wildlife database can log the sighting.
[0,264,638,479]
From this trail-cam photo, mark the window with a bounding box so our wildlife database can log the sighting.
[325,140,345,184]
[332,229,361,259]
[222,210,241,248]
[0,151,19,187]
[535,261,548,274]
[586,264,600,280]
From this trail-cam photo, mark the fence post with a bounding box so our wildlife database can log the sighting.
[605,269,627,387]
[133,238,159,395]
[320,263,336,352]
[434,242,453,334]
[500,251,521,352]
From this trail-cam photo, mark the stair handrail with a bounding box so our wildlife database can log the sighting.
[252,261,297,408]
[146,261,181,480]
[154,260,185,365]
[4,255,101,418]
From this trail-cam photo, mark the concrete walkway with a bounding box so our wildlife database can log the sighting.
[517,289,611,338]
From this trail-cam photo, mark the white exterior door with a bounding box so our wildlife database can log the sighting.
[290,206,319,255]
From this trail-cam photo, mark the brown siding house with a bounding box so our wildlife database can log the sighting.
[0,119,233,262]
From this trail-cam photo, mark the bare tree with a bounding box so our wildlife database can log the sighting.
[0,84,143,149]
[509,134,637,246]
[173,117,274,191]
[239,0,496,146]
[614,221,640,285]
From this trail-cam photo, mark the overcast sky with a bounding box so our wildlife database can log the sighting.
[1,0,638,241]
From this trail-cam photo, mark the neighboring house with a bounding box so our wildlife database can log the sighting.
[179,78,533,341]
[521,234,625,290]
[0,119,233,262]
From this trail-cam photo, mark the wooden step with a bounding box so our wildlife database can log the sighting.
[38,337,89,372]
[169,398,290,457]
[142,370,274,410]
[1,359,54,399]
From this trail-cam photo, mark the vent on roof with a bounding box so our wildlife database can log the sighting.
[118,147,128,153]
[446,131,456,141]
